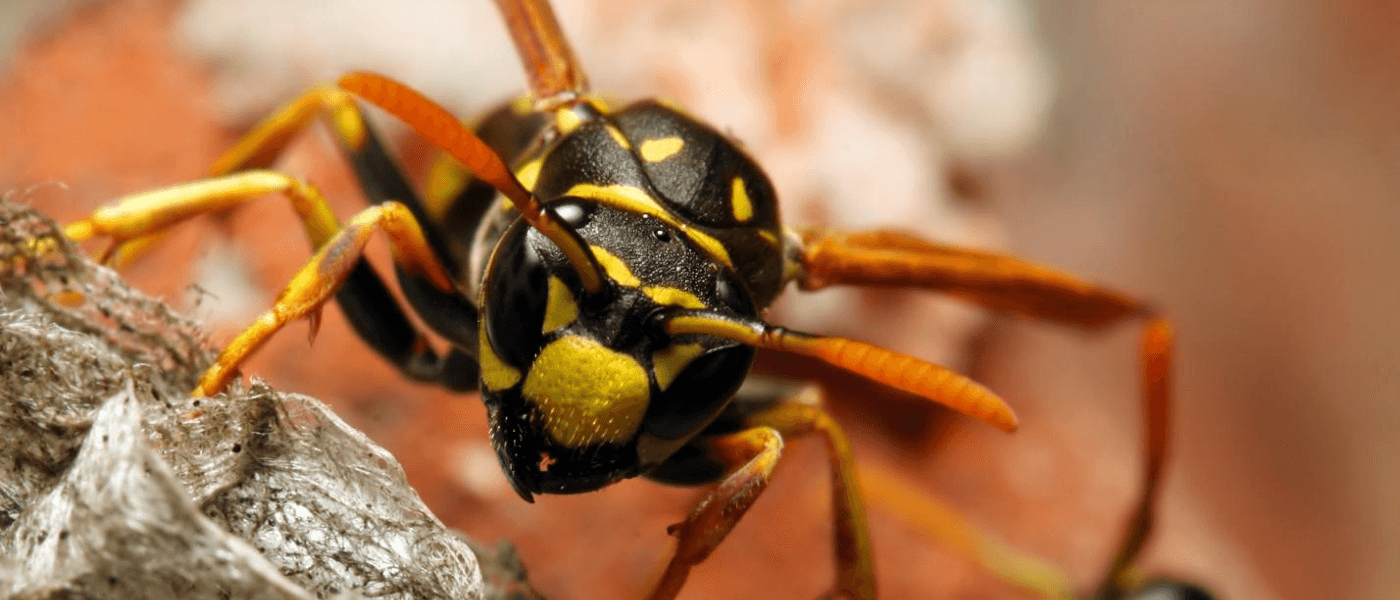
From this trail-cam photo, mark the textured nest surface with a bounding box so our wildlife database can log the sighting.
[0,200,494,600]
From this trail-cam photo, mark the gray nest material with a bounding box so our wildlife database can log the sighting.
[0,199,495,600]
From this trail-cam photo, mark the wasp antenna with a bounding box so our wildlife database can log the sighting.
[663,310,1018,432]
[337,72,604,294]
[494,0,589,101]
[1095,317,1174,595]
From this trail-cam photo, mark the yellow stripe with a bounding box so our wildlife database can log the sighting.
[652,343,706,390]
[590,245,641,287]
[424,153,470,219]
[731,176,753,222]
[479,334,522,391]
[542,276,579,333]
[643,286,705,309]
[515,158,544,192]
[639,137,683,162]
[605,124,632,150]
[565,183,732,267]
[554,106,582,135]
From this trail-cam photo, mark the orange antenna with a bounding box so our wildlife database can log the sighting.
[663,310,1018,432]
[338,72,603,294]
[494,0,590,100]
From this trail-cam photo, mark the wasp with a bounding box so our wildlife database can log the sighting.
[63,0,1185,598]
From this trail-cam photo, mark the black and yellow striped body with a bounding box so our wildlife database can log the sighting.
[430,97,789,500]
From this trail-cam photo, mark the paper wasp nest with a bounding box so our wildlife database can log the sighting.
[0,200,489,600]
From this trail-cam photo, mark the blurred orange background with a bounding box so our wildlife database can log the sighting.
[2,1,1395,599]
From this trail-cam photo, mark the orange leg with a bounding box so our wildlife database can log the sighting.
[1094,318,1173,597]
[745,388,875,600]
[796,229,1177,598]
[796,229,1146,328]
[647,387,876,600]
[193,201,454,397]
[647,426,784,600]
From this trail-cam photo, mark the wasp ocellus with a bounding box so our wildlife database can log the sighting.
[60,1,1202,598]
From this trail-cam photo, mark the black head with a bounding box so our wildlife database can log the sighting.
[477,202,756,501]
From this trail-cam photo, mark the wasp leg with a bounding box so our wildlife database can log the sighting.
[1095,318,1172,598]
[795,229,1145,327]
[207,82,485,368]
[194,201,454,397]
[646,386,875,600]
[857,462,1076,599]
[644,426,784,600]
[65,171,471,388]
[797,230,1178,596]
[65,171,340,266]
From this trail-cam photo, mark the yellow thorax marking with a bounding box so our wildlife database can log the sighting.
[639,137,684,162]
[652,343,706,390]
[605,124,632,150]
[542,276,579,333]
[589,245,641,287]
[424,154,469,219]
[523,335,651,447]
[479,331,522,391]
[730,176,753,222]
[515,158,544,193]
[565,183,732,267]
[510,94,535,115]
[554,106,583,135]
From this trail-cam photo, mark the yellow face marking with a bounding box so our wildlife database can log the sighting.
[542,276,579,334]
[605,124,632,151]
[643,286,705,309]
[565,183,733,267]
[515,158,544,193]
[554,106,583,135]
[590,245,641,287]
[730,176,753,222]
[651,343,706,390]
[479,333,522,391]
[523,335,651,447]
[639,137,684,162]
[758,229,779,246]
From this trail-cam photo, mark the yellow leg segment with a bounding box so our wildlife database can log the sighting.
[192,201,455,397]
[646,426,783,600]
[746,389,875,600]
[65,171,341,266]
[209,84,367,176]
[858,463,1076,599]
